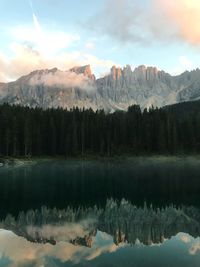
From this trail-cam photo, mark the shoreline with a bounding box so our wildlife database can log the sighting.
[1,154,200,166]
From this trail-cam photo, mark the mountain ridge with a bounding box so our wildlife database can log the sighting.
[1,64,200,111]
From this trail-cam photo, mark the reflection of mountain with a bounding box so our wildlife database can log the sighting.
[1,199,200,246]
[101,200,200,245]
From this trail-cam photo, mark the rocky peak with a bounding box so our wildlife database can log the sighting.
[123,65,132,73]
[132,65,162,81]
[135,65,147,72]
[1,63,200,112]
[29,68,58,77]
[70,65,96,81]
[110,66,123,80]
[146,67,159,81]
[131,65,144,81]
[123,65,132,82]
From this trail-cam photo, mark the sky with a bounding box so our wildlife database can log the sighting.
[1,0,200,81]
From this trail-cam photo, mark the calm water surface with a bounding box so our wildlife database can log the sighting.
[0,157,200,267]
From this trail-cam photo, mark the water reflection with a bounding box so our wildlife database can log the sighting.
[0,158,200,266]
[1,199,200,246]
[4,230,200,267]
[0,200,200,266]
[1,157,200,217]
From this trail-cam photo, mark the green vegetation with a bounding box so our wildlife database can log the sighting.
[0,101,200,157]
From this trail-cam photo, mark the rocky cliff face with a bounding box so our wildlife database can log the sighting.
[70,65,96,81]
[1,65,200,111]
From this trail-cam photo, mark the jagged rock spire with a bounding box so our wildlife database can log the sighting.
[70,65,96,81]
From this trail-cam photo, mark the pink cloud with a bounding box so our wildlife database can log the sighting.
[155,0,200,45]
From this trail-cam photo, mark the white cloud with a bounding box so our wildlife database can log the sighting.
[10,13,80,56]
[0,11,117,82]
[0,11,80,81]
[85,42,95,50]
[78,53,117,77]
[28,69,95,91]
[179,56,193,70]
[0,53,9,82]
[171,56,194,75]
[0,44,117,82]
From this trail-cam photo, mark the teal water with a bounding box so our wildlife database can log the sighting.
[0,157,200,266]
[0,157,200,215]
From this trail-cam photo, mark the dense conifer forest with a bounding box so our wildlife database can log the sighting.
[0,101,200,157]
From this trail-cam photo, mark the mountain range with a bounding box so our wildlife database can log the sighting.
[1,64,200,111]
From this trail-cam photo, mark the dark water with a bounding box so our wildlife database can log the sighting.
[0,157,200,267]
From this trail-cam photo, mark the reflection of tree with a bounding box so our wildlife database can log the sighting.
[1,199,200,246]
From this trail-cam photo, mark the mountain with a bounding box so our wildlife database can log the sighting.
[1,65,200,111]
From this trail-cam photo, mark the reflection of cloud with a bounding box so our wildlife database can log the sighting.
[0,229,121,266]
[1,231,200,267]
[177,233,200,256]
[86,231,125,261]
[189,239,200,255]
[27,219,95,242]
[179,233,192,244]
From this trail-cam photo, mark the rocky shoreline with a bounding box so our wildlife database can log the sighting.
[0,158,16,167]
[0,158,36,168]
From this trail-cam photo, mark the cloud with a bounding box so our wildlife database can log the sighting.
[29,70,95,90]
[0,53,9,82]
[156,0,200,46]
[171,56,194,75]
[0,9,117,82]
[179,56,193,69]
[87,0,146,44]
[78,53,117,77]
[10,15,80,56]
[87,0,200,47]
[0,44,116,82]
[85,42,95,50]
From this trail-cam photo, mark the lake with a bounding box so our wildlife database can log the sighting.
[0,157,200,267]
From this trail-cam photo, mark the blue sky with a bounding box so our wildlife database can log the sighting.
[0,0,200,81]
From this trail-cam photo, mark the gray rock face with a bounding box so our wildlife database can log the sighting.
[1,65,200,111]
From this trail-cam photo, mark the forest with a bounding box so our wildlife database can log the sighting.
[0,101,200,157]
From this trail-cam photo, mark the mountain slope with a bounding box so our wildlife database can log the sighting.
[1,65,200,111]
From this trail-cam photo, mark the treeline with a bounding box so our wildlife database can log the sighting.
[0,102,200,157]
